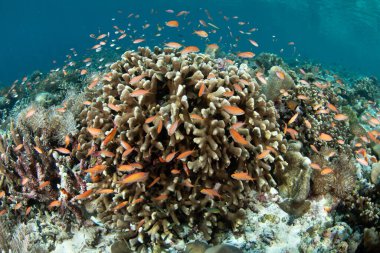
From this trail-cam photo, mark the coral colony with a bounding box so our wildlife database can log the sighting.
[0,26,379,253]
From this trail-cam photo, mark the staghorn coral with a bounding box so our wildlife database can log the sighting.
[75,46,287,250]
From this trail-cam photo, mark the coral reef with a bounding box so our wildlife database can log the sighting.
[74,46,287,250]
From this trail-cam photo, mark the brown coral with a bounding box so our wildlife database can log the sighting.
[75,46,287,249]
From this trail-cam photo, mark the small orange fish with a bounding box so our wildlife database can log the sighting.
[356,157,369,166]
[297,94,309,100]
[201,188,221,199]
[231,172,255,181]
[102,127,117,146]
[157,119,163,134]
[230,128,249,145]
[88,77,99,89]
[285,128,298,140]
[232,122,245,129]
[34,146,44,154]
[14,203,22,210]
[145,115,158,124]
[48,200,61,209]
[237,51,255,58]
[257,150,270,160]
[183,179,194,188]
[80,69,88,75]
[193,30,208,38]
[130,74,147,85]
[288,113,299,125]
[117,172,149,184]
[166,20,179,27]
[190,114,203,121]
[223,90,234,97]
[248,39,259,47]
[0,191,5,198]
[164,42,182,49]
[310,144,319,153]
[99,150,115,158]
[276,71,285,80]
[198,82,206,97]
[321,167,334,175]
[25,206,32,216]
[153,194,168,201]
[319,133,333,142]
[147,177,160,188]
[64,135,71,148]
[0,209,7,216]
[118,163,143,172]
[168,119,180,136]
[130,89,150,97]
[337,139,345,145]
[55,147,71,155]
[131,198,144,205]
[95,189,114,194]
[222,105,245,115]
[87,127,103,138]
[177,150,194,160]
[25,108,36,118]
[165,151,178,162]
[14,144,23,152]
[316,109,330,114]
[122,148,135,158]
[133,38,145,44]
[113,201,128,211]
[108,103,121,112]
[38,181,50,190]
[234,83,243,92]
[84,164,107,174]
[310,163,321,170]
[181,46,200,55]
[327,103,338,113]
[72,189,93,200]
[304,119,312,129]
[171,169,181,174]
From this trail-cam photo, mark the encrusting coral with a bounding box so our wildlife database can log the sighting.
[74,46,287,250]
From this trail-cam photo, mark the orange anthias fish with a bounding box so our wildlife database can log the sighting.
[177,150,194,160]
[48,200,61,209]
[230,128,249,145]
[130,74,147,85]
[87,127,103,138]
[117,172,149,184]
[276,71,285,80]
[72,189,93,201]
[55,147,71,155]
[168,119,180,136]
[231,172,255,181]
[165,42,182,49]
[102,127,117,146]
[257,150,270,160]
[321,167,334,175]
[237,52,255,58]
[319,133,333,142]
[193,30,208,38]
[133,38,145,44]
[288,113,299,125]
[84,164,107,174]
[222,105,245,115]
[201,188,222,199]
[248,39,259,47]
[181,46,200,55]
[165,151,178,162]
[130,89,150,97]
[166,20,179,27]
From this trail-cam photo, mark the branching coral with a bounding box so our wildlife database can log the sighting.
[75,46,288,249]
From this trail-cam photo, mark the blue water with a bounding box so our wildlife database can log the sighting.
[0,0,379,86]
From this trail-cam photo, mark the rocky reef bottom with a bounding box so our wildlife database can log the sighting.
[2,188,363,253]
